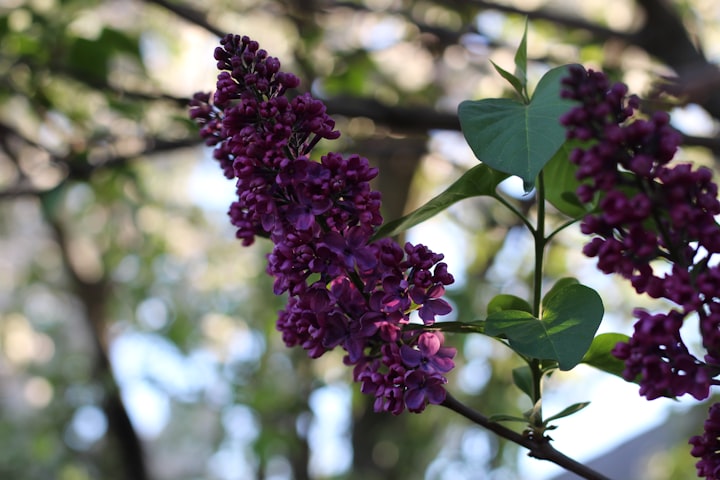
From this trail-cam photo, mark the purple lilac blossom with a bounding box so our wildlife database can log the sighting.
[561,65,720,476]
[690,402,720,479]
[190,34,456,414]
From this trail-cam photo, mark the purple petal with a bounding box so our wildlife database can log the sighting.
[355,246,378,271]
[400,345,422,367]
[404,389,426,411]
[424,382,447,405]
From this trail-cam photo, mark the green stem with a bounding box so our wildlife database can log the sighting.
[546,216,582,243]
[532,172,547,316]
[530,359,543,403]
[530,172,547,428]
[441,393,611,480]
[493,193,536,235]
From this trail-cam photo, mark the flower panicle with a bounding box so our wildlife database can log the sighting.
[690,402,720,479]
[562,66,720,478]
[190,34,456,414]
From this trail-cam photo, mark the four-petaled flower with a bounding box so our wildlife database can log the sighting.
[400,332,456,374]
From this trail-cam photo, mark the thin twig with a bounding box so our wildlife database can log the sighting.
[441,393,611,480]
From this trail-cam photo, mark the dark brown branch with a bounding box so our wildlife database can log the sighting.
[48,219,148,480]
[131,0,720,127]
[632,0,706,70]
[441,393,611,480]
[64,137,203,180]
[632,0,720,119]
[682,134,720,155]
[324,96,720,153]
[448,0,630,41]
[0,128,203,198]
[142,0,226,38]
[6,94,719,200]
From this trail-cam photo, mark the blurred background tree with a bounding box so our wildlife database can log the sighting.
[2,0,720,479]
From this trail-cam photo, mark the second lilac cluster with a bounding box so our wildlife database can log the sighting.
[560,65,720,399]
[190,34,456,414]
[561,65,720,477]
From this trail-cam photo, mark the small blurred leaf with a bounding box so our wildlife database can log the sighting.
[39,184,66,219]
[66,28,143,84]
[99,27,143,60]
[67,37,111,83]
[321,51,376,96]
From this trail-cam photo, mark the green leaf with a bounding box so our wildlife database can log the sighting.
[404,320,485,334]
[581,332,632,380]
[458,64,579,191]
[487,294,532,315]
[514,20,529,95]
[321,51,376,96]
[512,365,535,400]
[491,60,525,100]
[39,183,66,220]
[485,309,537,340]
[67,37,111,83]
[372,164,509,240]
[98,28,143,60]
[488,414,528,423]
[66,28,143,84]
[485,284,604,370]
[543,140,592,218]
[542,277,579,306]
[544,401,590,424]
[540,283,604,369]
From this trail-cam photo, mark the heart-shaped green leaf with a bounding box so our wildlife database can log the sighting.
[458,64,578,191]
[485,283,603,370]
[372,163,509,240]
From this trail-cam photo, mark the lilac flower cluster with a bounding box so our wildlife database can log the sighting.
[190,34,456,414]
[690,403,720,479]
[561,65,720,476]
